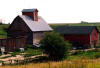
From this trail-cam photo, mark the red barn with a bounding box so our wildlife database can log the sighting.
[55,26,99,49]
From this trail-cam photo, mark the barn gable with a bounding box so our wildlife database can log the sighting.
[8,16,31,32]
[7,16,32,37]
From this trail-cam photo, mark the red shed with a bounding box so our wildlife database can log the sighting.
[55,26,99,49]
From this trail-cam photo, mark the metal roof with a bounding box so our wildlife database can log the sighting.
[19,15,52,32]
[55,26,97,35]
[22,8,38,12]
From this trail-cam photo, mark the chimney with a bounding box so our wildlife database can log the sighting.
[22,8,38,21]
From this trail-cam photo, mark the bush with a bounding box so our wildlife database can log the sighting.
[40,32,71,60]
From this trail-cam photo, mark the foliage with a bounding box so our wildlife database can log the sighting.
[40,32,71,60]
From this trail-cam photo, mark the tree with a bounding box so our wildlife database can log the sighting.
[40,32,71,60]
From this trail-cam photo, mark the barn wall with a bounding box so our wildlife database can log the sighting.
[25,32,33,44]
[33,32,44,45]
[7,16,31,37]
[90,29,99,48]
[0,37,26,52]
[64,34,90,48]
[7,16,32,45]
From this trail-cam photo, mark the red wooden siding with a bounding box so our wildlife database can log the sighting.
[63,34,90,48]
[64,34,90,44]
[63,29,99,48]
[90,29,99,48]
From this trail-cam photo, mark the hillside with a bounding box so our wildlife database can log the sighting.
[0,24,10,38]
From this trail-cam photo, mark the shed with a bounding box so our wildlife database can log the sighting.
[55,26,99,48]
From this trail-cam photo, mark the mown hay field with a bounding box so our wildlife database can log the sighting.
[0,59,100,68]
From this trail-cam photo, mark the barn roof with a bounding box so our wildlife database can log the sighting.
[22,8,38,12]
[55,26,97,35]
[19,15,52,32]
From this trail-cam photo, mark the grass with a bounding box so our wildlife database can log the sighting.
[11,51,21,57]
[24,48,43,57]
[0,59,100,68]
[67,49,100,60]
[11,48,43,57]
[0,30,7,38]
[0,24,10,38]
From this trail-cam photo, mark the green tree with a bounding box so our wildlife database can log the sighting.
[40,32,71,60]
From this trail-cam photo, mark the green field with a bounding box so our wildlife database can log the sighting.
[0,24,10,38]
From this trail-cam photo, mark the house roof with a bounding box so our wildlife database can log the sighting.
[19,15,52,32]
[55,26,97,35]
[22,8,38,12]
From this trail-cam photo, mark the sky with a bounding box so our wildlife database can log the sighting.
[0,0,100,23]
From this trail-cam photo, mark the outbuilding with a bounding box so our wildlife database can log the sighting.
[55,26,99,48]
[7,8,52,46]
